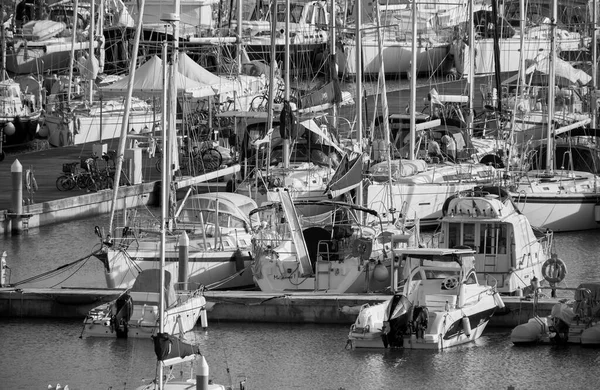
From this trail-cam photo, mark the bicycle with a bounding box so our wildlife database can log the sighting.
[56,162,79,191]
[179,142,223,175]
[249,81,289,112]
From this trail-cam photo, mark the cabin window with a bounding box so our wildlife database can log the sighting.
[448,223,460,248]
[465,272,477,285]
[230,216,246,229]
[463,223,476,249]
[479,223,508,255]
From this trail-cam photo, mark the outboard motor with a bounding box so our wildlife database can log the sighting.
[384,294,413,347]
[111,292,133,338]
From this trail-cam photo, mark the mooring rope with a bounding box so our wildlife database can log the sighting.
[10,251,101,287]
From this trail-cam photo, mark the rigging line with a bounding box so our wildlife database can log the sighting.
[49,256,93,288]
[11,253,95,286]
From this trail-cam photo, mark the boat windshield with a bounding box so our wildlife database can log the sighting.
[269,143,340,167]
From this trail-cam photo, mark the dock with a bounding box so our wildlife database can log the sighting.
[0,287,554,328]
[0,140,238,235]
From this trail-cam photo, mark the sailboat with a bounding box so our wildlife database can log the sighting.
[133,6,240,389]
[234,0,347,216]
[449,1,589,76]
[338,1,452,77]
[81,2,205,340]
[249,189,416,294]
[504,0,600,232]
[6,0,130,74]
[93,4,266,290]
[365,0,499,227]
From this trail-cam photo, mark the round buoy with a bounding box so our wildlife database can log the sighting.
[3,122,16,136]
[373,261,389,282]
[542,255,567,284]
[37,124,49,138]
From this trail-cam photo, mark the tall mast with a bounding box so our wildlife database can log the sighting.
[67,0,80,104]
[519,0,525,93]
[330,0,337,130]
[265,0,278,175]
[408,0,417,160]
[491,0,502,113]
[592,0,597,130]
[1,2,5,81]
[237,0,243,75]
[88,0,95,103]
[158,35,169,390]
[545,0,557,173]
[374,1,394,218]
[355,0,363,207]
[107,0,146,235]
[283,0,290,168]
[466,0,475,133]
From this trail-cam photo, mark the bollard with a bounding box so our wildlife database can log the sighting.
[1,251,8,287]
[178,231,189,290]
[11,159,23,234]
[196,355,209,390]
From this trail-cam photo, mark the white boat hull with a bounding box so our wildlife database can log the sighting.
[6,40,94,74]
[341,40,449,76]
[348,294,498,350]
[83,295,205,338]
[101,248,254,291]
[510,170,600,232]
[43,111,157,147]
[454,37,586,76]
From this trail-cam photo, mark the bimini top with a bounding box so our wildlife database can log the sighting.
[178,193,259,227]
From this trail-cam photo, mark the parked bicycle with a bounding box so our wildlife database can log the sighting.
[56,153,127,192]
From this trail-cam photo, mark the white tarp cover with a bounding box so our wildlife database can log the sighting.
[100,55,235,98]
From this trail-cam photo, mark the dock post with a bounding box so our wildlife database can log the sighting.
[178,231,189,290]
[11,159,23,234]
[196,355,209,390]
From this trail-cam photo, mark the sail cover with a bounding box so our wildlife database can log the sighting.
[152,332,201,362]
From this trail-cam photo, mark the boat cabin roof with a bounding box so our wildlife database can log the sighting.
[395,248,475,257]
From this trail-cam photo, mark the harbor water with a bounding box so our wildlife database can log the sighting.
[1,213,600,389]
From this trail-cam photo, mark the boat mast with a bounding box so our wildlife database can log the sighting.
[545,0,557,174]
[330,0,337,130]
[592,0,597,130]
[0,2,5,81]
[374,1,394,219]
[466,0,475,133]
[158,38,169,390]
[88,0,95,103]
[237,0,242,75]
[519,0,525,93]
[408,0,417,160]
[107,0,146,235]
[265,0,278,175]
[355,0,363,206]
[491,0,502,114]
[67,0,80,105]
[283,0,290,168]
[98,0,105,73]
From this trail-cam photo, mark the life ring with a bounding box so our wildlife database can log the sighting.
[542,255,567,284]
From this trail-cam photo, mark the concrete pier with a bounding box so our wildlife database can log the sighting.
[0,287,554,328]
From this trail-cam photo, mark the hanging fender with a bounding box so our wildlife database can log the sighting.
[542,256,567,284]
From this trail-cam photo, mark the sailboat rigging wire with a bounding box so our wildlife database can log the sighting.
[11,252,97,286]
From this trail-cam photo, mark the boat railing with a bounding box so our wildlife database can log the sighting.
[532,286,597,323]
